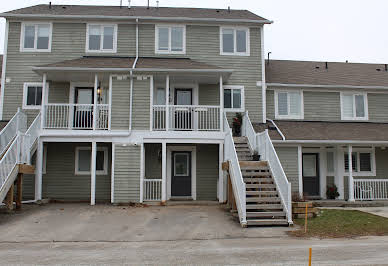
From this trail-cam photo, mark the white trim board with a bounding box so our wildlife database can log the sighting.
[166,145,197,200]
[0,20,9,120]
[265,82,388,91]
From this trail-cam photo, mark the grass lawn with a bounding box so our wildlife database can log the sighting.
[290,209,388,238]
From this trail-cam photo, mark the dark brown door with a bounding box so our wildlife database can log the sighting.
[302,153,320,197]
[171,152,191,197]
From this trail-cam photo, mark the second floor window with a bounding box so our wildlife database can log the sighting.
[341,92,368,120]
[220,27,250,56]
[86,24,117,53]
[21,23,52,52]
[155,25,186,54]
[275,90,303,119]
[224,86,244,112]
[23,83,43,109]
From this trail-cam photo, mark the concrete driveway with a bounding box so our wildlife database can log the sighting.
[0,203,291,242]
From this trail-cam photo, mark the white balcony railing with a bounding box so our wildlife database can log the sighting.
[143,179,162,201]
[43,104,109,130]
[152,105,220,131]
[354,179,388,201]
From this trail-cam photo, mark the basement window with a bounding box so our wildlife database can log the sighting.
[75,146,108,175]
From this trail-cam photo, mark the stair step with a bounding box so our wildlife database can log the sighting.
[235,143,250,147]
[246,204,283,210]
[246,211,286,218]
[240,161,268,169]
[243,178,273,183]
[235,147,251,152]
[247,219,289,226]
[233,137,248,143]
[246,191,278,196]
[243,172,271,177]
[246,197,281,203]
[240,166,269,171]
[246,184,276,189]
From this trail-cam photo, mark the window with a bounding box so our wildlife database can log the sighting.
[86,24,117,53]
[326,151,335,175]
[75,147,108,175]
[220,27,250,56]
[20,23,52,52]
[155,25,186,54]
[344,149,375,175]
[275,90,303,119]
[341,92,368,120]
[23,83,46,109]
[224,86,244,112]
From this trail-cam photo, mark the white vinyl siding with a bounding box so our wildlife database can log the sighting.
[155,25,186,54]
[275,90,303,119]
[220,27,250,56]
[20,23,52,52]
[224,85,245,112]
[86,24,117,53]
[341,92,368,120]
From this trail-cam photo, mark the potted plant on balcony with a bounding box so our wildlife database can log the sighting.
[232,113,242,137]
[326,185,340,200]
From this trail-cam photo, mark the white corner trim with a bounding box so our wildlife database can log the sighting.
[0,20,9,120]
[20,22,53,53]
[111,143,115,203]
[274,89,304,120]
[260,26,266,123]
[155,24,186,55]
[219,26,250,56]
[266,82,388,90]
[75,146,109,176]
[223,85,245,112]
[85,23,118,54]
[297,145,303,198]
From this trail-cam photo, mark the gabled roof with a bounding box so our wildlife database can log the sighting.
[254,120,388,142]
[266,60,388,88]
[1,5,271,24]
[33,56,232,73]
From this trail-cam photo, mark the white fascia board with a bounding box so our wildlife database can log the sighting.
[0,13,273,24]
[265,82,388,90]
[33,67,234,73]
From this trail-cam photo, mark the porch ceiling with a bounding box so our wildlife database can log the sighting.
[253,120,388,143]
[33,56,233,83]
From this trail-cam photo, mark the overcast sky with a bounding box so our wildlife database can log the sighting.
[0,0,387,64]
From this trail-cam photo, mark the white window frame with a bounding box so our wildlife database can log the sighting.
[343,147,376,177]
[22,82,48,110]
[75,146,108,175]
[340,92,368,121]
[274,90,304,119]
[155,24,186,54]
[20,22,53,52]
[223,85,245,112]
[220,27,250,56]
[86,24,118,53]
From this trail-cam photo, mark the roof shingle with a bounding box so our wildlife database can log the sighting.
[266,60,388,87]
[1,5,270,23]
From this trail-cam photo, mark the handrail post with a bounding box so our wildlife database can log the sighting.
[165,75,169,131]
[41,74,47,130]
[93,74,98,130]
[219,75,223,131]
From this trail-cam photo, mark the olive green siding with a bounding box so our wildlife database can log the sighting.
[139,24,263,122]
[267,89,340,121]
[196,144,219,200]
[198,84,220,106]
[48,82,69,103]
[275,146,299,193]
[368,93,388,122]
[111,77,131,130]
[132,78,151,130]
[40,142,111,201]
[113,144,141,203]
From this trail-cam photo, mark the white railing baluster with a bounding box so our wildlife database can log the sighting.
[143,179,162,201]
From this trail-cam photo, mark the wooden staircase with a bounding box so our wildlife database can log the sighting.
[233,137,288,226]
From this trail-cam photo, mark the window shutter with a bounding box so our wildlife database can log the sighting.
[342,95,354,118]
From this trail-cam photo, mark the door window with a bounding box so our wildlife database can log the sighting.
[174,153,189,176]
[303,154,317,177]
[77,89,93,104]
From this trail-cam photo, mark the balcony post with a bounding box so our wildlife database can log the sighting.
[162,142,167,202]
[91,141,96,205]
[219,75,223,131]
[34,139,43,201]
[348,145,355,202]
[40,73,47,129]
[165,75,170,131]
[93,74,98,130]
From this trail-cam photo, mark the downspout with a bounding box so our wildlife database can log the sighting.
[129,18,139,132]
[268,119,285,141]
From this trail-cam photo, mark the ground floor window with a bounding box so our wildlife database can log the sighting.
[344,149,374,175]
[75,146,108,175]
